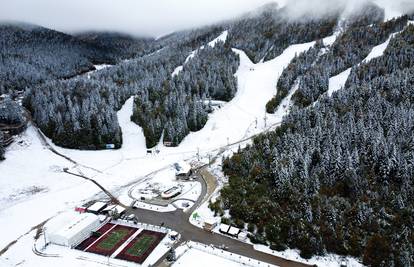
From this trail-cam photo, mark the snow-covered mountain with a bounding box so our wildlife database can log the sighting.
[1,1,414,267]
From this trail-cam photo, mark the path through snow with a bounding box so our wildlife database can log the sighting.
[0,39,321,266]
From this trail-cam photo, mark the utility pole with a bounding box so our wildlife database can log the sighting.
[264,113,267,128]
[197,147,200,161]
[255,118,258,129]
[43,226,47,250]
[227,137,229,146]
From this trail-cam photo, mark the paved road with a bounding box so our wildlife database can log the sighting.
[40,116,305,267]
[128,168,312,267]
[130,206,311,267]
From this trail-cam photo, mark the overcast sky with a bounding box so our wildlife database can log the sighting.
[0,0,411,37]
[0,0,274,37]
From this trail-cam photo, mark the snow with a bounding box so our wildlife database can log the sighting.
[170,40,316,154]
[0,38,337,266]
[172,31,228,77]
[174,161,191,175]
[179,182,201,201]
[112,205,126,214]
[93,64,111,71]
[363,38,391,63]
[0,126,101,251]
[173,247,243,267]
[327,24,410,98]
[254,244,363,267]
[273,81,300,119]
[207,30,228,47]
[328,68,352,97]
[86,202,107,213]
[323,31,341,46]
[172,66,183,76]
[363,21,413,64]
[47,212,99,247]
[86,64,112,78]
[115,96,147,159]
[172,200,193,212]
[219,224,230,233]
[174,242,278,267]
[228,226,239,236]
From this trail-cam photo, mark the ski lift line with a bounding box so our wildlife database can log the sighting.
[232,103,257,118]
[126,120,282,163]
[123,121,283,200]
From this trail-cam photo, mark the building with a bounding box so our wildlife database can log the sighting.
[218,223,240,237]
[161,186,182,199]
[219,223,230,234]
[48,213,100,247]
[174,161,192,180]
[238,231,248,241]
[228,226,240,237]
[102,204,126,217]
[86,201,108,214]
[203,218,217,232]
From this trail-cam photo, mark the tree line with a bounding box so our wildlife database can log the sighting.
[216,20,414,267]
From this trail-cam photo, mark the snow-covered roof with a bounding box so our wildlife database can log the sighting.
[87,201,107,212]
[103,204,116,212]
[238,232,247,239]
[51,213,98,240]
[114,205,126,214]
[219,223,230,233]
[174,161,191,175]
[102,204,125,214]
[170,231,179,236]
[204,218,217,225]
[228,226,240,236]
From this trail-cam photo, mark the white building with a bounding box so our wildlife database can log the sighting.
[87,201,107,214]
[103,204,126,216]
[174,161,192,179]
[228,226,240,237]
[203,218,218,232]
[161,186,182,199]
[48,212,100,247]
[219,223,230,234]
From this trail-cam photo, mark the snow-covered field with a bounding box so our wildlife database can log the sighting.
[328,68,352,96]
[254,244,363,267]
[172,30,228,77]
[0,30,366,267]
[173,247,242,267]
[327,22,410,98]
[173,241,278,267]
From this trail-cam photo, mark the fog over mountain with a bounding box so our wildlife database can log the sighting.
[0,0,270,37]
[0,0,412,37]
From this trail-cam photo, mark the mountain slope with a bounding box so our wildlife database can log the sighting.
[0,23,155,94]
[217,20,414,267]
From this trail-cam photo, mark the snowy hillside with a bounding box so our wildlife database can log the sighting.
[1,2,414,267]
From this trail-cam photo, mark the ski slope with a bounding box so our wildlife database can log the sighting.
[174,41,316,152]
[328,68,352,97]
[0,35,335,267]
[327,23,409,97]
[172,30,228,77]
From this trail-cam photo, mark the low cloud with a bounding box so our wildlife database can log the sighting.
[0,0,412,37]
[0,0,270,37]
[283,0,413,21]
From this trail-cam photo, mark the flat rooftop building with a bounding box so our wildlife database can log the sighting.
[87,201,107,214]
[48,212,100,247]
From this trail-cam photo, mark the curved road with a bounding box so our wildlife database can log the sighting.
[127,168,312,267]
[38,115,304,266]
